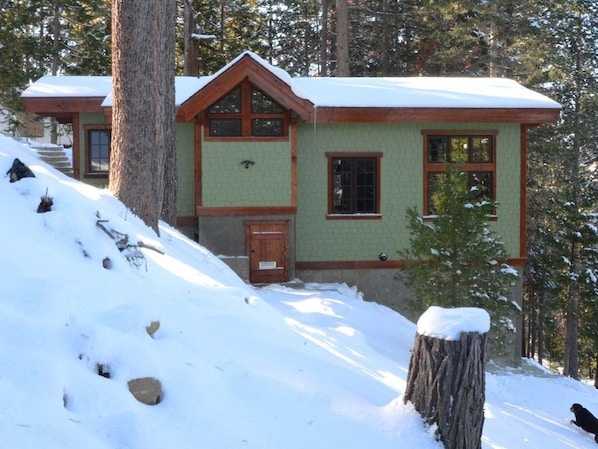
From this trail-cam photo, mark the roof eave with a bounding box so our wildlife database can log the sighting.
[307,107,561,125]
[21,96,105,122]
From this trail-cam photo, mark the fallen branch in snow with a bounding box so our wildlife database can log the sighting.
[95,214,147,269]
[138,241,165,255]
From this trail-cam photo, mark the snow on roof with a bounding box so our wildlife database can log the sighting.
[21,75,113,98]
[293,76,561,109]
[100,76,212,107]
[416,306,490,340]
[21,52,561,110]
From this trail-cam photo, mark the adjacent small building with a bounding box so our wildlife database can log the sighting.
[21,51,561,320]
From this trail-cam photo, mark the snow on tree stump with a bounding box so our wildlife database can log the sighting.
[404,306,489,449]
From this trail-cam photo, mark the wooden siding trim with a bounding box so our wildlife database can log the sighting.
[296,257,525,271]
[311,107,560,125]
[520,124,528,260]
[297,261,406,270]
[196,206,297,216]
[203,135,289,143]
[194,120,203,209]
[72,114,81,180]
[421,129,499,136]
[291,123,298,208]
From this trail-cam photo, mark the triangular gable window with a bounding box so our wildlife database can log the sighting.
[210,89,241,114]
[206,80,288,139]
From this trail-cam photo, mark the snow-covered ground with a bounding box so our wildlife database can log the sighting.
[1,133,597,448]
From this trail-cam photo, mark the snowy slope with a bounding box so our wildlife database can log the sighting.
[0,133,597,449]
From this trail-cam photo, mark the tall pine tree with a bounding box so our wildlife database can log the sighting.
[524,0,598,378]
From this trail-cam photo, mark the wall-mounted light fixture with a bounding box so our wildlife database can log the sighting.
[379,252,388,262]
[241,160,255,169]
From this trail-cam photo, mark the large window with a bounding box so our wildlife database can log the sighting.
[206,80,288,138]
[85,126,111,175]
[327,153,382,218]
[423,131,497,215]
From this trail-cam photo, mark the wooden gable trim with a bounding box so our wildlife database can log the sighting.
[310,107,561,125]
[177,54,314,122]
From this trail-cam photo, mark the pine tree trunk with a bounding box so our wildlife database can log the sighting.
[335,0,349,76]
[110,0,174,234]
[404,332,487,449]
[182,0,200,76]
[320,0,329,76]
[159,0,177,227]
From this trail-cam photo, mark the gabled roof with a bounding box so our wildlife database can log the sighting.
[176,51,314,121]
[21,51,561,125]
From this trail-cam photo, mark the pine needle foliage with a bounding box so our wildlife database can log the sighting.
[398,164,520,335]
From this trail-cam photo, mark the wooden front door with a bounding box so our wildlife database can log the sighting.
[245,220,290,284]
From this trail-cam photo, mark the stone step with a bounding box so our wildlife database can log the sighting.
[40,154,70,164]
[28,144,74,177]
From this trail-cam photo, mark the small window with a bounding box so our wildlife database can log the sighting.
[327,153,382,218]
[206,80,288,138]
[423,131,497,215]
[86,127,111,175]
[210,118,242,136]
[426,171,493,214]
[427,136,493,163]
[251,118,283,136]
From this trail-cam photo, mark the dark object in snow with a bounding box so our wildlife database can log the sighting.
[6,158,35,182]
[571,403,598,443]
[102,257,112,269]
[97,363,111,379]
[37,189,53,213]
[146,320,160,338]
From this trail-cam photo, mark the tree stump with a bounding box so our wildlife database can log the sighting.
[404,331,487,449]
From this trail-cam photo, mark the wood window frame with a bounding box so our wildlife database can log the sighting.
[84,124,111,178]
[423,130,498,218]
[326,152,382,220]
[204,79,290,142]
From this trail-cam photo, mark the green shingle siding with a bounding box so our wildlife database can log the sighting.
[202,140,292,206]
[76,112,521,261]
[175,123,195,216]
[78,115,197,215]
[295,123,521,262]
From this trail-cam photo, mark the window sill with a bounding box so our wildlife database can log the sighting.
[84,172,109,179]
[326,213,382,220]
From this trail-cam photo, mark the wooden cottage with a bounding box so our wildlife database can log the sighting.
[22,51,561,319]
